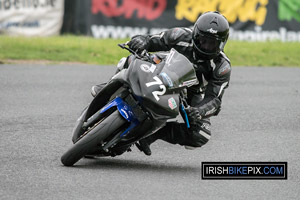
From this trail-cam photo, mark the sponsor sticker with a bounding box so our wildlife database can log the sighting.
[160,72,173,87]
[140,64,156,73]
[168,97,177,110]
[182,79,198,87]
[140,64,151,73]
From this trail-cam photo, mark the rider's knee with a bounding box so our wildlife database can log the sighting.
[190,130,211,148]
[186,120,211,149]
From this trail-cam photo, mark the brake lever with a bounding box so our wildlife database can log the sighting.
[118,43,141,59]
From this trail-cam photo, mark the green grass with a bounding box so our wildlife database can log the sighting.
[226,41,300,66]
[0,35,128,65]
[0,35,299,66]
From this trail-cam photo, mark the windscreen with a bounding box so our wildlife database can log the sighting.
[159,49,198,89]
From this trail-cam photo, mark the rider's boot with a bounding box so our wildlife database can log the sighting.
[136,129,166,156]
[91,57,128,97]
[137,119,211,155]
[91,83,106,97]
[136,138,152,156]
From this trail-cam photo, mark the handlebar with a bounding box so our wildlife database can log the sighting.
[118,43,151,62]
[118,43,139,57]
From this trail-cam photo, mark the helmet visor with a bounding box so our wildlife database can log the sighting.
[193,32,222,55]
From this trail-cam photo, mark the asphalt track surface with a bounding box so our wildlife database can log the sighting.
[0,64,299,200]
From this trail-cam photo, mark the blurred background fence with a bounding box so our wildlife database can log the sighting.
[1,0,300,41]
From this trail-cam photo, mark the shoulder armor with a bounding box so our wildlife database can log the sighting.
[168,27,190,42]
[212,55,231,78]
[220,51,230,63]
[217,62,231,77]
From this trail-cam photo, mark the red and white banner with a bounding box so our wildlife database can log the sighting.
[69,0,300,42]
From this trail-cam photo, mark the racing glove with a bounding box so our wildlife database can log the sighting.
[185,107,204,125]
[128,35,150,53]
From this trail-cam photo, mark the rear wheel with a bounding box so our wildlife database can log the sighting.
[61,110,126,166]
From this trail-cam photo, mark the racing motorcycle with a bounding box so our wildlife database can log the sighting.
[61,44,198,166]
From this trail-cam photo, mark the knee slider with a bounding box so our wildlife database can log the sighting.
[193,130,211,147]
[189,121,211,148]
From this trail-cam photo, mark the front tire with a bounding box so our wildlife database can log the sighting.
[61,110,126,166]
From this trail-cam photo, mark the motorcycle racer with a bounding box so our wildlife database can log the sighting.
[92,11,231,156]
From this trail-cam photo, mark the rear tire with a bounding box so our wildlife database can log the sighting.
[61,110,126,166]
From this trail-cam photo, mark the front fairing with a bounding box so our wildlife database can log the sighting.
[113,49,197,120]
[159,49,198,89]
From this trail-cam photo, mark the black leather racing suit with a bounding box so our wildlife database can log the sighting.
[143,27,231,148]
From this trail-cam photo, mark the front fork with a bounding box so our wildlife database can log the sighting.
[100,96,140,135]
[98,94,145,151]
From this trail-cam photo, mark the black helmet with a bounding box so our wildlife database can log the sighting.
[192,11,229,60]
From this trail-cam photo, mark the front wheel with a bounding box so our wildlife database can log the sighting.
[61,110,126,166]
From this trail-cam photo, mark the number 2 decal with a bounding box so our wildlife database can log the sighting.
[145,76,166,101]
